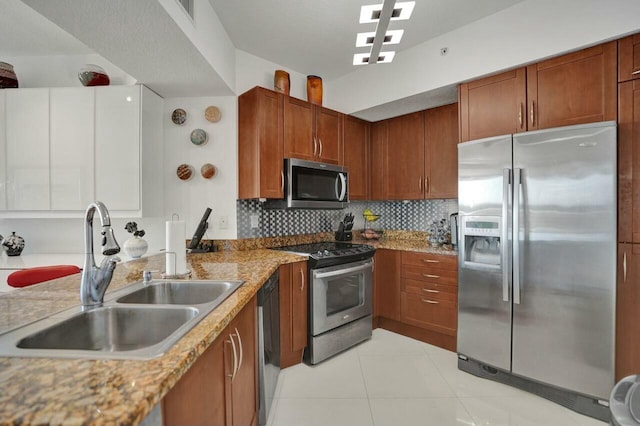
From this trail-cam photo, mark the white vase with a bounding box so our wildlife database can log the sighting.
[124,236,148,258]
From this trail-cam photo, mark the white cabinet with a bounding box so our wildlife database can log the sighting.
[0,85,163,217]
[0,91,6,210]
[6,88,50,210]
[50,87,94,210]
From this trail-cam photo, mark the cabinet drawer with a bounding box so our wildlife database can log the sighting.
[400,292,457,335]
[402,265,457,285]
[401,251,457,270]
[403,279,457,302]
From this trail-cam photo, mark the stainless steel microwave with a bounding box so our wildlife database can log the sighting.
[266,158,348,209]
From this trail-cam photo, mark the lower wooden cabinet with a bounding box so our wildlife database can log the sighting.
[373,249,401,321]
[163,297,257,426]
[280,261,308,368]
[616,243,640,381]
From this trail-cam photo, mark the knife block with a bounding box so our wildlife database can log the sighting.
[335,230,352,241]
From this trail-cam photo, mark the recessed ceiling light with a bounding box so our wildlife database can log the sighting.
[359,1,415,24]
[353,51,396,66]
[355,29,404,47]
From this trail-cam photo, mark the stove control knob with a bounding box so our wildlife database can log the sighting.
[323,250,331,256]
[316,251,324,257]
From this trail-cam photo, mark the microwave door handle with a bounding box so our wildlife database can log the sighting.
[335,173,347,201]
[314,262,369,279]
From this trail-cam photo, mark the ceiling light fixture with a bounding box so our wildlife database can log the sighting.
[353,51,396,66]
[355,29,404,47]
[359,1,415,24]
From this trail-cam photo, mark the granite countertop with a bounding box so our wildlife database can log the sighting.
[351,231,458,256]
[0,249,306,425]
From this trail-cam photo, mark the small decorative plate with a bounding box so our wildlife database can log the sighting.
[190,129,208,146]
[201,163,216,179]
[205,106,221,123]
[176,164,194,181]
[171,108,187,125]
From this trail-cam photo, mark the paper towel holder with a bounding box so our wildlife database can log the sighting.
[160,251,192,279]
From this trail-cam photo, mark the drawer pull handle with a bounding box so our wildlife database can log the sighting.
[423,274,440,279]
[422,259,440,263]
[632,69,640,75]
[422,288,439,293]
[421,299,439,304]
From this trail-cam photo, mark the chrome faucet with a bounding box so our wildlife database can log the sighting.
[80,201,121,307]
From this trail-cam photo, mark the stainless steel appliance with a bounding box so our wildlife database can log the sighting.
[272,242,375,364]
[457,122,617,422]
[265,158,348,209]
[257,271,280,426]
[611,375,640,426]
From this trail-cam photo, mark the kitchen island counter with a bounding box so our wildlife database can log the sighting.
[0,249,306,425]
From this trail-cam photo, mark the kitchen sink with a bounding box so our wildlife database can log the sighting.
[116,280,241,305]
[0,279,244,360]
[16,306,199,352]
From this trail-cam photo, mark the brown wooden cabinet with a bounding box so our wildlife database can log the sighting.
[425,104,459,199]
[163,297,257,426]
[458,68,527,142]
[619,33,640,83]
[527,41,617,130]
[280,261,308,368]
[373,249,401,321]
[619,80,640,243]
[459,41,617,142]
[238,87,284,199]
[343,115,370,200]
[616,243,640,380]
[400,251,458,340]
[371,106,458,200]
[284,96,342,165]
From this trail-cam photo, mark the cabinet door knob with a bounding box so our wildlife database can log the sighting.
[423,274,440,279]
[235,327,243,371]
[319,138,323,157]
[624,250,628,283]
[421,299,439,304]
[632,69,640,75]
[227,335,238,380]
[425,176,429,194]
[423,259,439,263]
[530,101,535,126]
[419,177,422,192]
[313,137,318,156]
[518,103,523,128]
[299,269,305,291]
[422,288,439,293]
[280,171,285,194]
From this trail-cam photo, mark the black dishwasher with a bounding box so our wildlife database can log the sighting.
[257,271,280,426]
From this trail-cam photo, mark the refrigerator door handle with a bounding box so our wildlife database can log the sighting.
[502,168,511,302]
[513,168,522,304]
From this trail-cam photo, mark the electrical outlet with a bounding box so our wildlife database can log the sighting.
[250,214,259,229]
[219,215,229,229]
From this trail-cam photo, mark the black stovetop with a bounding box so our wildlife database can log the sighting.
[272,242,375,268]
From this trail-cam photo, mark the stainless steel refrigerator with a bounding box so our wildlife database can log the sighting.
[457,121,617,421]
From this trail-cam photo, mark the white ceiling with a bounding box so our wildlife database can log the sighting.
[209,0,526,80]
[2,0,525,115]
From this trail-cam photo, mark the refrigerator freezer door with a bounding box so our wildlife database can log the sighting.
[511,122,617,400]
[457,135,513,371]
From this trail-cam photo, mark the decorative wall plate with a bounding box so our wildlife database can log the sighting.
[190,128,208,146]
[171,108,187,125]
[205,106,221,123]
[201,163,216,179]
[176,164,194,181]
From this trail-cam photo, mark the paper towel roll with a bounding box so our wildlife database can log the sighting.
[166,220,187,275]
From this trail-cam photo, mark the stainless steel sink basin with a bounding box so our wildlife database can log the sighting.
[17,306,199,352]
[0,279,244,360]
[116,281,239,305]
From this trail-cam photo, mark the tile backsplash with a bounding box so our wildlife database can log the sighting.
[237,199,458,239]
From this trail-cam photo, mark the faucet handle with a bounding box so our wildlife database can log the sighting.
[143,269,160,284]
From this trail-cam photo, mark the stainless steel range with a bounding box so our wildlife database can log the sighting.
[273,242,375,364]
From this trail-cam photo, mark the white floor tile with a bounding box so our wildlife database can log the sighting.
[459,396,593,426]
[360,353,455,398]
[369,398,476,426]
[279,349,367,398]
[266,397,279,426]
[357,328,427,355]
[272,398,373,426]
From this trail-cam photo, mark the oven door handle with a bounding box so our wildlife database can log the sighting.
[313,262,370,279]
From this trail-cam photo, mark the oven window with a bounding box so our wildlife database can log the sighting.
[326,274,363,316]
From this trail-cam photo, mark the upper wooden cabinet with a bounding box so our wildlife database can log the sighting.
[618,80,640,244]
[459,41,617,141]
[343,115,370,200]
[284,96,342,165]
[619,33,640,83]
[459,68,527,142]
[425,104,459,199]
[371,106,458,200]
[527,41,617,130]
[238,87,284,199]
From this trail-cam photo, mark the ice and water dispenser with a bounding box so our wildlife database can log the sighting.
[460,216,502,270]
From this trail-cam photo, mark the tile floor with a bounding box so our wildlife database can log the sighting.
[267,329,607,426]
